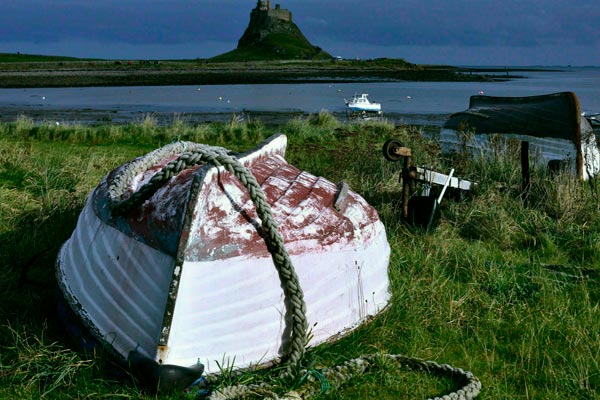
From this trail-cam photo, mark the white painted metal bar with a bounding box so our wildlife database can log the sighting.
[415,166,474,191]
[437,168,455,203]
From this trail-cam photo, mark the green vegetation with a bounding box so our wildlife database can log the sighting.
[211,33,331,62]
[1,113,599,399]
[0,52,86,63]
[0,52,501,88]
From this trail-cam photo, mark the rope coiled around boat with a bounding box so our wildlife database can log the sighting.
[107,141,481,399]
[108,142,309,377]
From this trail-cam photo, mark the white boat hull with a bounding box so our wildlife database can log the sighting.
[347,104,382,113]
[56,198,175,362]
[56,134,391,374]
[166,228,389,372]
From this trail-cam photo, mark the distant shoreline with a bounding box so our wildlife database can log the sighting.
[0,59,528,88]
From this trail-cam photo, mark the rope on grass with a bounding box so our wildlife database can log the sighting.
[202,354,481,400]
[108,142,481,399]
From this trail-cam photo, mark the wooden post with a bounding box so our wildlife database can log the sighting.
[402,153,411,219]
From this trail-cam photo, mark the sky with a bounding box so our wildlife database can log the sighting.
[0,0,598,66]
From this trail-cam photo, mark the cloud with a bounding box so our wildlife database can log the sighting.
[0,0,598,65]
[292,0,599,49]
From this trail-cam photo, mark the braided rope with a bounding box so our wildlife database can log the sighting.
[108,141,227,212]
[108,144,308,375]
[305,353,481,400]
[205,353,481,400]
[108,142,481,399]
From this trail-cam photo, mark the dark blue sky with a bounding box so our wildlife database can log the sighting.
[1,0,598,66]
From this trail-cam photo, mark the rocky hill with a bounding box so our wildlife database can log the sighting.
[211,1,331,61]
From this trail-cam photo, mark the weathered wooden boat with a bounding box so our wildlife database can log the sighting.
[55,134,390,388]
[441,91,600,180]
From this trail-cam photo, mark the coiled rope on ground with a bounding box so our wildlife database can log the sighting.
[107,142,481,399]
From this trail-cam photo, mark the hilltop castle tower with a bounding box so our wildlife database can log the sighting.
[237,1,300,48]
[255,1,292,22]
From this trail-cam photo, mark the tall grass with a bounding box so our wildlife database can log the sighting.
[1,113,600,399]
[0,114,270,150]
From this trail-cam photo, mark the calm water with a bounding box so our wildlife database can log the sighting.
[0,67,598,126]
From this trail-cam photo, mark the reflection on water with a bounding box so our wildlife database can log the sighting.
[0,68,598,127]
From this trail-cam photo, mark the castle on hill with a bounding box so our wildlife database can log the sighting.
[255,1,292,22]
[237,1,299,49]
[212,0,331,60]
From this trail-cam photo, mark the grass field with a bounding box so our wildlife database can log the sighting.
[1,113,599,399]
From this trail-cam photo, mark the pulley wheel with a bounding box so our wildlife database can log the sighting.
[382,139,404,161]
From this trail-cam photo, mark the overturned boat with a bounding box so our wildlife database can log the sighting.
[441,91,600,180]
[55,134,390,383]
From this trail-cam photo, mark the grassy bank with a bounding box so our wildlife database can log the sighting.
[0,56,505,88]
[1,113,599,399]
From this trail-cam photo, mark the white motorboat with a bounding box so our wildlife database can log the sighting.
[344,93,382,113]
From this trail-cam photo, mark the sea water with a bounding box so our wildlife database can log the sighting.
[0,67,598,126]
